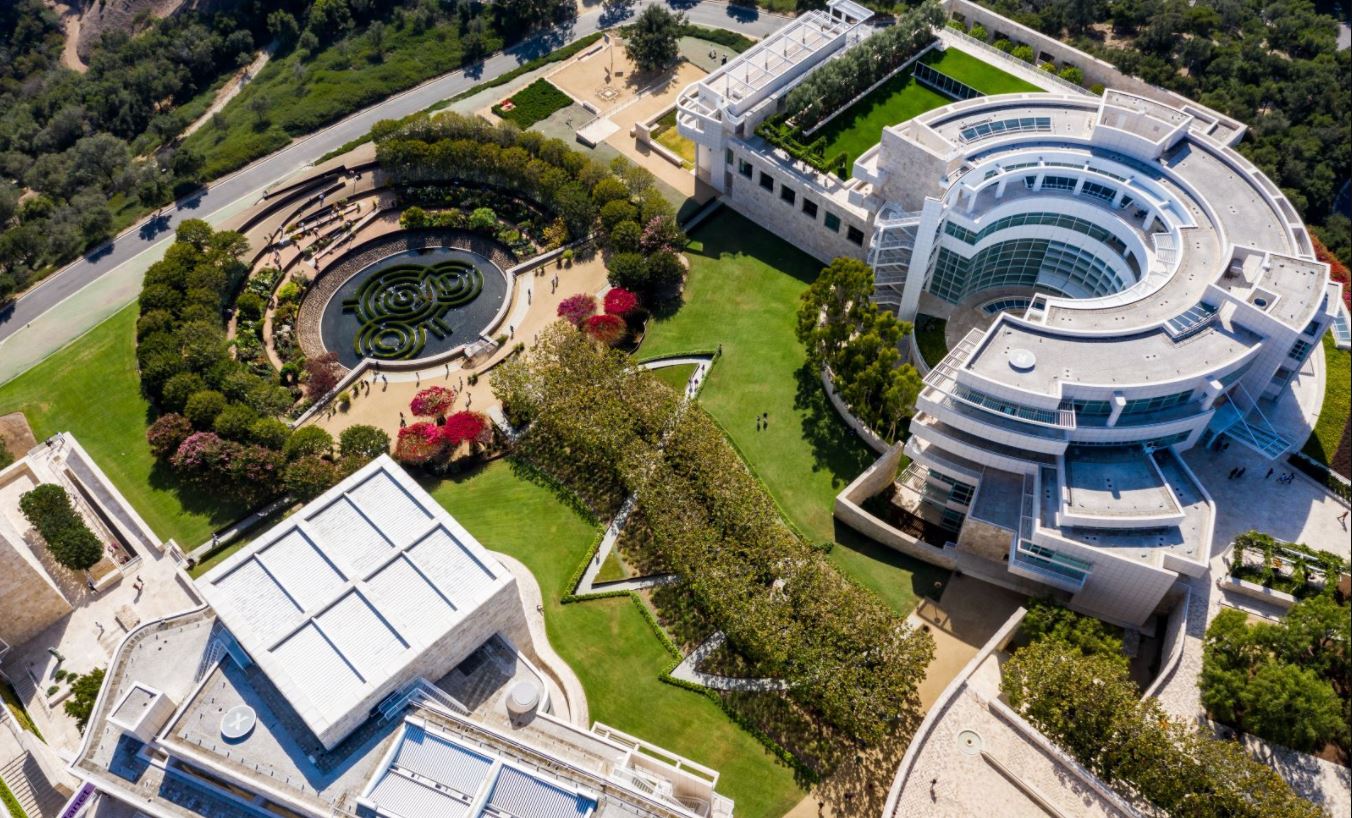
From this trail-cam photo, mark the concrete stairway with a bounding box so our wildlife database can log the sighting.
[1,752,68,818]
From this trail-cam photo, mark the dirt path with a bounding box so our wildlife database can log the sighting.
[47,1,88,73]
[181,45,274,139]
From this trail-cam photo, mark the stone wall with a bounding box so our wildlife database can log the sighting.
[955,517,1014,563]
[0,532,71,649]
[834,444,958,570]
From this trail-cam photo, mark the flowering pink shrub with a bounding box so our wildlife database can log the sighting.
[394,422,445,465]
[147,414,194,460]
[583,313,627,346]
[410,385,456,418]
[557,293,597,327]
[442,411,493,448]
[640,216,684,254]
[603,287,638,315]
[171,432,232,472]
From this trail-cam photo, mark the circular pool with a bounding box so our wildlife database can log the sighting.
[318,247,509,368]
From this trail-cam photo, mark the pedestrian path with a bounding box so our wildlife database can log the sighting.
[669,632,790,692]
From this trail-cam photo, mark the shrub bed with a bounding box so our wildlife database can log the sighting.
[18,484,103,571]
[492,79,574,129]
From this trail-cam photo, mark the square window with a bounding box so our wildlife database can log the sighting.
[759,171,774,192]
[823,212,841,232]
[738,159,753,178]
[802,199,818,218]
[780,186,796,205]
[847,225,864,245]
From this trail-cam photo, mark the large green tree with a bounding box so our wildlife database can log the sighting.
[623,5,685,73]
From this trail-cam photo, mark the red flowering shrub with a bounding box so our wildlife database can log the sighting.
[583,313,627,346]
[603,287,638,315]
[557,293,597,327]
[640,216,684,254]
[171,432,233,473]
[410,385,456,417]
[442,411,493,448]
[1312,233,1350,310]
[394,422,446,465]
[147,413,194,460]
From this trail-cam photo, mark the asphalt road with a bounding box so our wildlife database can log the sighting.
[0,1,787,344]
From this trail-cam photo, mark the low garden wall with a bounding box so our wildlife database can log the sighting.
[834,442,958,570]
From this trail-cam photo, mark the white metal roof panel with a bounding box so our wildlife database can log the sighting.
[305,496,395,577]
[347,469,432,545]
[272,622,365,714]
[209,558,303,645]
[315,590,407,675]
[407,528,498,607]
[368,771,475,818]
[488,767,595,818]
[365,555,457,643]
[257,530,347,612]
[392,724,493,797]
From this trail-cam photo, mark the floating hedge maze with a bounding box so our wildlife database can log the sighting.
[342,258,485,360]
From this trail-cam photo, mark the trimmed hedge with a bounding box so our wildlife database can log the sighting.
[19,484,102,571]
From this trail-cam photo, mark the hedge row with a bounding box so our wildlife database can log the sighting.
[18,484,102,571]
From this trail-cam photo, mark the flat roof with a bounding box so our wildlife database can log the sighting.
[1062,446,1179,518]
[198,457,511,743]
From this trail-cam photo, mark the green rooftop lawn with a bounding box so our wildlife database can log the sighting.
[641,210,949,615]
[1302,334,1351,477]
[816,46,1041,174]
[0,305,244,548]
[426,461,804,818]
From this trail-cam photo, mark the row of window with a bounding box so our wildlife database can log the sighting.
[1016,173,1136,212]
[1120,389,1192,416]
[958,116,1052,144]
[928,238,1127,304]
[943,211,1130,257]
[731,150,863,245]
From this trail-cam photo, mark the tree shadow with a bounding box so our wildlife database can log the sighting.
[790,361,875,485]
[686,209,822,286]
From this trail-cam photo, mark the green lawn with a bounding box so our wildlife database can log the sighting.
[0,305,244,547]
[647,363,698,393]
[640,210,948,614]
[1302,334,1351,477]
[493,79,573,129]
[651,110,696,167]
[817,46,1040,173]
[914,314,949,368]
[425,461,804,818]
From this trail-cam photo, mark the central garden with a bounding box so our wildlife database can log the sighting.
[320,246,507,366]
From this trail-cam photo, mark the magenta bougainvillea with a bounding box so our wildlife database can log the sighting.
[603,287,638,315]
[170,432,232,472]
[557,293,597,327]
[442,411,493,448]
[583,313,627,346]
[393,422,445,465]
[409,385,456,417]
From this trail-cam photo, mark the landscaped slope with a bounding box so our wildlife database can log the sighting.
[426,461,805,818]
[640,210,948,614]
[0,305,243,547]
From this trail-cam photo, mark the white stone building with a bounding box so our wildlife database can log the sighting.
[680,5,1343,627]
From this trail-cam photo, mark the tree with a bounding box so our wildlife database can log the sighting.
[1238,662,1345,752]
[442,411,493,449]
[284,456,342,501]
[603,287,638,315]
[583,313,627,345]
[267,10,300,47]
[184,390,227,429]
[213,403,259,441]
[409,386,456,418]
[19,484,104,571]
[283,426,333,461]
[339,425,390,460]
[557,293,597,326]
[624,5,685,73]
[250,417,292,451]
[303,352,342,398]
[393,422,445,465]
[605,252,648,292]
[64,668,105,734]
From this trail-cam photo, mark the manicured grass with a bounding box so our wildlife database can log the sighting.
[0,778,27,818]
[816,46,1040,173]
[641,210,948,614]
[914,314,948,368]
[425,461,804,818]
[596,547,628,582]
[185,19,505,179]
[1302,334,1351,477]
[493,79,574,129]
[651,111,696,167]
[1,680,42,742]
[0,306,245,547]
[648,363,697,393]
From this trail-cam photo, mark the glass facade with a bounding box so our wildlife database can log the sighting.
[958,116,1053,143]
[928,238,1129,304]
[943,211,1131,257]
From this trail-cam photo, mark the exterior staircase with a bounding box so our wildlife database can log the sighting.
[1,753,67,818]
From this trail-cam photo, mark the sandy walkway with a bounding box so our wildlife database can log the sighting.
[181,46,274,139]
